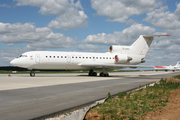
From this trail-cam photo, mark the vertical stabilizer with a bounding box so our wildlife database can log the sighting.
[129,35,170,57]
[175,62,180,67]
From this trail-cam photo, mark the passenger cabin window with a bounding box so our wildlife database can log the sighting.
[50,56,51,58]
[57,56,59,58]
[46,56,48,58]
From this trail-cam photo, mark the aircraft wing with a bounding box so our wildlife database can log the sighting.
[78,63,154,69]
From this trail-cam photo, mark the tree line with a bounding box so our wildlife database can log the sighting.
[0,66,27,71]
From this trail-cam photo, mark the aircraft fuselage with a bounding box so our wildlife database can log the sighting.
[11,51,142,70]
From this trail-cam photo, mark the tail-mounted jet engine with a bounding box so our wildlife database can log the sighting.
[115,55,132,64]
[109,45,122,52]
[109,45,132,63]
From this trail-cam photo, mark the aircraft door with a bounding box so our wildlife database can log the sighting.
[66,55,71,63]
[35,54,40,63]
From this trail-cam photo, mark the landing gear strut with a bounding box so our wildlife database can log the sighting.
[88,69,97,76]
[30,71,35,77]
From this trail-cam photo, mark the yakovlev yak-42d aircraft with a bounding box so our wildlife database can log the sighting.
[10,34,170,77]
[154,61,180,72]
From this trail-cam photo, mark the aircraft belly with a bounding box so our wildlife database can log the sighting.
[29,62,86,70]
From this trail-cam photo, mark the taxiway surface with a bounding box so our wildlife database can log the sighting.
[0,71,179,120]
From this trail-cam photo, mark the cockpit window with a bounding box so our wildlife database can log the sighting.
[17,55,27,58]
[17,55,22,58]
[23,55,27,57]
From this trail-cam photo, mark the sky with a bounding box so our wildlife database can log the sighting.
[0,0,180,67]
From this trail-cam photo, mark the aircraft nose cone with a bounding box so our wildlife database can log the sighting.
[10,59,14,65]
[10,58,29,68]
[10,59,18,66]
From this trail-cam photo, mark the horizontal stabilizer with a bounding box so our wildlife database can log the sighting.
[143,34,170,38]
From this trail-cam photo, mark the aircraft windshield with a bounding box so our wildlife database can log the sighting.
[17,55,22,58]
[17,55,27,58]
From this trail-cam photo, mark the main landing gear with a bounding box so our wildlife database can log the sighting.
[30,71,35,77]
[88,69,97,76]
[88,69,109,77]
[99,72,109,77]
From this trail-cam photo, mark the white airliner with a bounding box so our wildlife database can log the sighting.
[154,61,180,72]
[10,34,169,77]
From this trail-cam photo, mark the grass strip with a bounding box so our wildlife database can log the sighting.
[85,76,180,120]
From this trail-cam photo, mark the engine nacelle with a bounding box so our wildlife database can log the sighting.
[115,55,132,64]
[109,45,122,52]
[109,45,130,53]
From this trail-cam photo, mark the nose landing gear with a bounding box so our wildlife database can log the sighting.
[30,71,35,77]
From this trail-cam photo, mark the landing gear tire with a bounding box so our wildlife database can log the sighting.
[89,72,94,76]
[105,73,109,77]
[88,69,97,76]
[100,72,109,77]
[30,71,35,77]
[93,72,97,76]
[100,72,103,76]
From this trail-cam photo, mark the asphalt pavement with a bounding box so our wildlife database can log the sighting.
[0,71,179,120]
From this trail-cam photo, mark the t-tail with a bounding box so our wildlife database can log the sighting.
[130,35,170,56]
[109,34,170,64]
[175,62,180,67]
